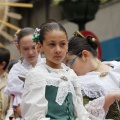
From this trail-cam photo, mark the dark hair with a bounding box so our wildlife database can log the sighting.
[68,31,98,57]
[7,59,18,72]
[38,20,68,44]
[15,27,34,44]
[0,47,10,70]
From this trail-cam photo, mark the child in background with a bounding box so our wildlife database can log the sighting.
[0,46,13,120]
[4,27,42,119]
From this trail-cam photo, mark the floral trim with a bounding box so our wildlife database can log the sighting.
[32,28,40,43]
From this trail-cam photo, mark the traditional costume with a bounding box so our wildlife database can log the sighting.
[21,63,102,120]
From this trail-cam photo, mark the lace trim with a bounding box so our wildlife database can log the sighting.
[81,83,106,98]
[24,78,77,105]
[56,80,75,105]
[85,96,105,119]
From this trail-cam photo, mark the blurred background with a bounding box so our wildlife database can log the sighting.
[0,0,120,61]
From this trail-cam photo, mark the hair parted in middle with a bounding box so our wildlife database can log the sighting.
[14,27,34,45]
[32,19,68,44]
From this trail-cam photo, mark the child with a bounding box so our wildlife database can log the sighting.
[4,27,42,119]
[64,31,120,120]
[21,21,101,120]
[0,46,13,120]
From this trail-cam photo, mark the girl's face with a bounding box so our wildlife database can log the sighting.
[41,30,68,69]
[64,53,90,76]
[18,34,39,66]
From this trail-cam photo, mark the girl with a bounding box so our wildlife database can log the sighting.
[4,27,42,119]
[0,47,12,120]
[21,21,102,120]
[64,31,120,120]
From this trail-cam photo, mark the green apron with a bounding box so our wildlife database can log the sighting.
[45,86,75,120]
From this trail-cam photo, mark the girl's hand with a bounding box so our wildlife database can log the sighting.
[104,92,120,111]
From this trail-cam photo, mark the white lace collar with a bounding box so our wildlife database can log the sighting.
[24,63,79,105]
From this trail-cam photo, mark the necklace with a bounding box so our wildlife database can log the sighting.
[92,61,108,77]
[93,61,101,72]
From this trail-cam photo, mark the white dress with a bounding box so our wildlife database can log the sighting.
[21,63,102,120]
[4,55,42,106]
[78,61,120,119]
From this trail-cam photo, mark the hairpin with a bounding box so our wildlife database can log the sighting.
[14,29,21,37]
[73,31,85,38]
[13,29,20,44]
[32,28,40,43]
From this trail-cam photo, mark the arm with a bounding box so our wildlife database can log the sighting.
[13,104,21,117]
[21,87,49,120]
[85,96,105,119]
[74,86,103,120]
[4,63,25,106]
[85,92,120,119]
[21,70,50,120]
[104,92,120,111]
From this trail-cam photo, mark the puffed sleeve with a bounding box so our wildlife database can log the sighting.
[4,62,27,106]
[74,86,104,120]
[21,69,50,120]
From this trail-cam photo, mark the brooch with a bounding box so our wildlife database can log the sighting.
[99,72,108,77]
[61,76,68,81]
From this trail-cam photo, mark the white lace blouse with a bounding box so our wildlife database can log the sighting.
[78,61,120,119]
[21,63,101,120]
[4,55,42,106]
[79,61,120,97]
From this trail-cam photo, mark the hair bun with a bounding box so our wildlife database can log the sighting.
[86,36,98,50]
[91,37,96,42]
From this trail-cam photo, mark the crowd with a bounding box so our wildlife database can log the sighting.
[0,20,120,120]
